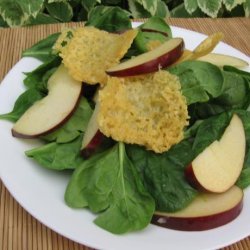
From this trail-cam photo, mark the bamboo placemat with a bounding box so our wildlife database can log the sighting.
[0,18,250,250]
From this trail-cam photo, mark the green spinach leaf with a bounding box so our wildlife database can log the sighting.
[192,112,232,155]
[169,61,224,105]
[215,71,250,109]
[65,142,155,234]
[24,56,61,92]
[223,66,250,81]
[43,98,93,143]
[189,71,250,119]
[0,88,44,122]
[127,140,197,212]
[22,32,60,62]
[134,16,172,53]
[223,65,250,91]
[25,135,84,170]
[236,111,250,188]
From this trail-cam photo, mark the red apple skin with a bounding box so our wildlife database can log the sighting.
[106,40,184,77]
[141,28,169,37]
[152,199,243,231]
[80,130,105,158]
[185,164,209,192]
[11,87,83,139]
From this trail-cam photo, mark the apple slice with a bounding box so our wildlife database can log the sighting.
[197,53,249,68]
[80,99,105,158]
[12,65,82,138]
[185,114,246,193]
[106,38,184,77]
[152,185,243,231]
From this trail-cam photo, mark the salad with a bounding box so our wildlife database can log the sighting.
[0,14,250,236]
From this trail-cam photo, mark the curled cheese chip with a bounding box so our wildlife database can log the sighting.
[58,27,138,85]
[53,28,74,53]
[173,49,193,65]
[98,70,189,153]
[175,32,224,64]
[193,32,224,58]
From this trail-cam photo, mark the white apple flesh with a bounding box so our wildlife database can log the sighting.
[106,38,184,77]
[198,53,249,68]
[185,114,246,193]
[80,99,105,158]
[12,65,82,138]
[152,186,243,231]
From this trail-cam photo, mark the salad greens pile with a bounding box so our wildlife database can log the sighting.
[1,12,250,234]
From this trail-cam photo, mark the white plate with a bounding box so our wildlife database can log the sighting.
[0,24,250,250]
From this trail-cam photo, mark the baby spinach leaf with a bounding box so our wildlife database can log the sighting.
[169,61,224,105]
[24,56,61,92]
[22,32,60,62]
[43,98,93,143]
[65,142,155,234]
[25,135,84,170]
[0,88,44,122]
[236,111,250,189]
[184,119,203,139]
[215,71,250,109]
[223,65,250,92]
[192,112,231,155]
[65,147,117,209]
[127,140,197,212]
[134,16,172,53]
[223,65,250,81]
[189,71,250,120]
[86,6,132,32]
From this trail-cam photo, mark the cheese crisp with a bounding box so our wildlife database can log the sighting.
[55,27,137,85]
[98,70,189,153]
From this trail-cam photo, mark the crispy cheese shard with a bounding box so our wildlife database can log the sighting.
[98,70,189,153]
[193,32,224,58]
[175,32,224,64]
[56,26,138,85]
[53,28,74,53]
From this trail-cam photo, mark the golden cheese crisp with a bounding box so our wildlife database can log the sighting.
[53,28,74,53]
[56,26,137,85]
[175,32,224,64]
[98,70,189,153]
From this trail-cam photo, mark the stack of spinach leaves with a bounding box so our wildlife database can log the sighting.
[0,14,250,234]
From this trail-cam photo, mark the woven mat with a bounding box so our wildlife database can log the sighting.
[0,18,250,250]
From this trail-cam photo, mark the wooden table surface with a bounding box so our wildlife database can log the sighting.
[0,18,250,250]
